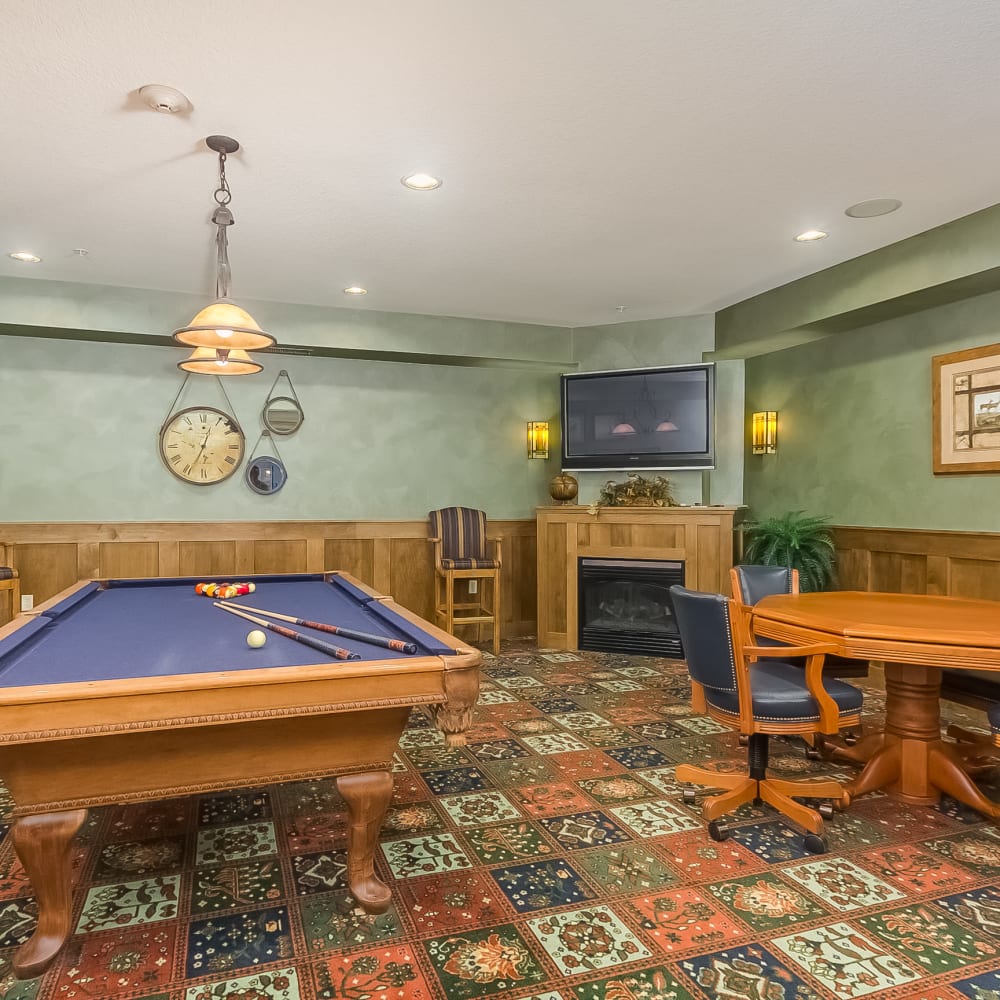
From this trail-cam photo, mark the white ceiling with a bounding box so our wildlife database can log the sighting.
[2,0,1000,328]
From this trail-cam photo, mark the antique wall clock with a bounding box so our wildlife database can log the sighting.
[159,405,246,484]
[159,375,246,486]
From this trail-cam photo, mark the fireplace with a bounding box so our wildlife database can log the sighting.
[577,558,685,657]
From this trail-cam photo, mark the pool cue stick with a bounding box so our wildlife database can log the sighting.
[213,602,361,660]
[229,602,418,654]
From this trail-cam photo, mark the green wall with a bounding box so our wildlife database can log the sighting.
[744,286,1000,531]
[0,335,560,521]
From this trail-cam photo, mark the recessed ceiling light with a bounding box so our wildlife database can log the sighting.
[401,173,442,191]
[343,286,368,295]
[7,251,41,263]
[793,229,828,243]
[845,198,902,218]
[72,248,89,256]
[615,305,629,313]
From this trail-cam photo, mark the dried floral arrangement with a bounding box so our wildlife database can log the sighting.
[596,472,678,507]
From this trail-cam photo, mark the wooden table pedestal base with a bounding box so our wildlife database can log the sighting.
[841,663,1000,818]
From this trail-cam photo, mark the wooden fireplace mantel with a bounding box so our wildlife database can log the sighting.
[536,504,746,650]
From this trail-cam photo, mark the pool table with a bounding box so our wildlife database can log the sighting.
[0,571,481,978]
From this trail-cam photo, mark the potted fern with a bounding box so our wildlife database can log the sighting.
[742,511,836,592]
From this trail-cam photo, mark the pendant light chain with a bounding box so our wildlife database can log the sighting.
[212,150,235,301]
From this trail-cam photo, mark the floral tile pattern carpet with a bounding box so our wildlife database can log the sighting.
[0,640,999,1000]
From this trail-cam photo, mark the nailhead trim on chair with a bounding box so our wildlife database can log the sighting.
[710,705,860,724]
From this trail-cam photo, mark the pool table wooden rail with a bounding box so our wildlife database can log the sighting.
[0,574,480,745]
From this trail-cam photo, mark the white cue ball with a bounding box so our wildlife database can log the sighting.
[247,629,267,648]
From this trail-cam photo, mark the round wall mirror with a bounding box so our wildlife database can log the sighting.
[246,454,288,495]
[262,395,304,435]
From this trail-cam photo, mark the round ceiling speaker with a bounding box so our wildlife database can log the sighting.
[845,198,902,218]
[138,84,192,114]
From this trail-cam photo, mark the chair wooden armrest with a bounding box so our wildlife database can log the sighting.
[490,536,503,566]
[427,537,443,572]
[802,651,841,733]
[743,641,842,732]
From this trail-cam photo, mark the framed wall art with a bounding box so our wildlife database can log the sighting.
[933,341,1000,474]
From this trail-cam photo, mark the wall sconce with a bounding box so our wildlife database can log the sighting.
[527,421,550,459]
[751,411,778,454]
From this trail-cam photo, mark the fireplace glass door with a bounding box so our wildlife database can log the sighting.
[577,558,684,657]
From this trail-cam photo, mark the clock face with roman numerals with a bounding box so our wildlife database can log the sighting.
[158,406,245,485]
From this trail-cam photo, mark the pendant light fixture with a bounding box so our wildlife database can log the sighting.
[175,135,274,375]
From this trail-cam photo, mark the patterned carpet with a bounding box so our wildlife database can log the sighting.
[1,639,1000,1000]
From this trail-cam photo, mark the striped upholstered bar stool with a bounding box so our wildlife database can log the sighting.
[428,507,502,654]
[0,544,20,626]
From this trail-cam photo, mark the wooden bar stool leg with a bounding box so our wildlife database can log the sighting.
[445,575,455,636]
[492,573,501,655]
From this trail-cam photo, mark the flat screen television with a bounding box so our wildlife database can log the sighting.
[561,364,715,470]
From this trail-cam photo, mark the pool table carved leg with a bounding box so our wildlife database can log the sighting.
[336,771,392,914]
[11,809,87,979]
[434,666,480,747]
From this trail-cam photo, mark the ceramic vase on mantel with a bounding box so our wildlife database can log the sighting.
[548,473,579,505]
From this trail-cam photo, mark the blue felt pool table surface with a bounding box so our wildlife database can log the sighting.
[0,573,454,687]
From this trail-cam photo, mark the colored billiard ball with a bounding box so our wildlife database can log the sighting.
[247,629,267,648]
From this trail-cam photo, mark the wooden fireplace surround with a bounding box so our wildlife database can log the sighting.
[536,505,746,650]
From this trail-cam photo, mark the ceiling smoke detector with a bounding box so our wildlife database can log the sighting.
[138,84,192,114]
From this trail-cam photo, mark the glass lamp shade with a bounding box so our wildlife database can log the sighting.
[178,347,263,376]
[751,410,778,454]
[655,420,678,432]
[527,421,550,459]
[611,422,637,435]
[173,299,275,351]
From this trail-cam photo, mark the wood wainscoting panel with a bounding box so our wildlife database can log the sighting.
[869,551,928,595]
[324,539,375,587]
[833,526,1000,601]
[98,542,160,580]
[15,543,78,613]
[949,558,1000,601]
[0,520,538,635]
[389,537,435,622]
[177,541,239,578]
[506,530,538,635]
[252,539,309,575]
